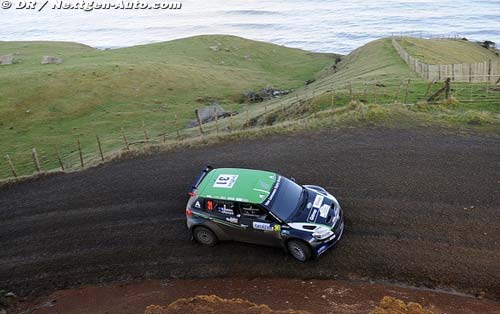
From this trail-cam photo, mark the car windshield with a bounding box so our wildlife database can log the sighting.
[264,176,305,221]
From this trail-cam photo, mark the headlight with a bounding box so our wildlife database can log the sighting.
[312,226,334,240]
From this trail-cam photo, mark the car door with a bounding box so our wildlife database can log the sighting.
[203,199,245,241]
[238,203,282,247]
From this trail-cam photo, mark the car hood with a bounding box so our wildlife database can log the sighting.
[289,188,338,226]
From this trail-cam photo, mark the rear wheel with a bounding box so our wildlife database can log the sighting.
[193,226,218,246]
[287,240,312,262]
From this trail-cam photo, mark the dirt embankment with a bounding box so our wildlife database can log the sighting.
[1,128,499,300]
[11,279,500,314]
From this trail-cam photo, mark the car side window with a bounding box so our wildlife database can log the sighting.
[240,203,267,219]
[205,199,237,216]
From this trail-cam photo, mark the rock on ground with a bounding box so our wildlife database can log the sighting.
[245,87,292,103]
[187,103,228,127]
[144,295,309,314]
[0,55,13,65]
[41,56,63,64]
[371,296,435,314]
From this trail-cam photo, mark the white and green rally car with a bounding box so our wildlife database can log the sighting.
[186,167,344,261]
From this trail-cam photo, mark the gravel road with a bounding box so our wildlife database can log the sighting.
[1,128,499,298]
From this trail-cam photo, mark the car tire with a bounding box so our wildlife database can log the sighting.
[287,239,312,262]
[193,226,218,246]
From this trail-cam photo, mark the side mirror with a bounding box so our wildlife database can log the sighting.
[291,177,296,182]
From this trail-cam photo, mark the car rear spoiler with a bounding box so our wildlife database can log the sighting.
[188,166,213,196]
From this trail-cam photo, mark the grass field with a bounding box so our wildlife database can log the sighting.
[396,37,499,64]
[0,35,336,178]
[0,35,499,180]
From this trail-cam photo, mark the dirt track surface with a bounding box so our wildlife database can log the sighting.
[1,128,499,298]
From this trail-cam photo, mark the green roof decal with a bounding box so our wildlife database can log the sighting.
[197,168,278,204]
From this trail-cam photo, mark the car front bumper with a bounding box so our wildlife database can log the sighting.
[312,211,345,257]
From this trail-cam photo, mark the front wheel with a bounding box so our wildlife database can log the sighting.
[287,240,312,262]
[193,226,218,246]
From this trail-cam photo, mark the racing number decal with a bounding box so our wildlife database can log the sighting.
[213,174,239,189]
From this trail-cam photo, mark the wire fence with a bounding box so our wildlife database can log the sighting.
[1,77,499,182]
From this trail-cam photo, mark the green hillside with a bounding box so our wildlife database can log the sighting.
[223,37,499,134]
[252,38,426,114]
[0,35,335,126]
[329,38,420,83]
[0,35,336,178]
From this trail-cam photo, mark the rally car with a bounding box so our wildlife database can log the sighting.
[185,167,344,261]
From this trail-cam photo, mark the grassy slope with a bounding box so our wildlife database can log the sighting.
[289,37,500,113]
[0,35,335,178]
[329,38,420,83]
[226,37,499,135]
[255,38,425,112]
[396,37,499,64]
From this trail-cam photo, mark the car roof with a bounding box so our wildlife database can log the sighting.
[196,168,278,204]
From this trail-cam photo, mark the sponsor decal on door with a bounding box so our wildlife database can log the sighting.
[253,221,274,231]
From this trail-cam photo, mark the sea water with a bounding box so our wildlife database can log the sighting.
[1,0,499,53]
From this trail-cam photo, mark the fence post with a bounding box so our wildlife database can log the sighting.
[195,109,204,136]
[393,80,403,104]
[444,78,451,100]
[368,84,374,104]
[142,120,149,144]
[56,147,65,171]
[77,139,84,168]
[403,79,411,104]
[174,114,180,140]
[349,82,353,101]
[121,128,130,151]
[488,59,492,83]
[215,113,219,134]
[5,154,17,178]
[424,81,434,98]
[229,113,234,132]
[96,135,104,162]
[163,118,168,143]
[31,148,41,173]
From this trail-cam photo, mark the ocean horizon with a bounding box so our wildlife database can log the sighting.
[1,0,500,54]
